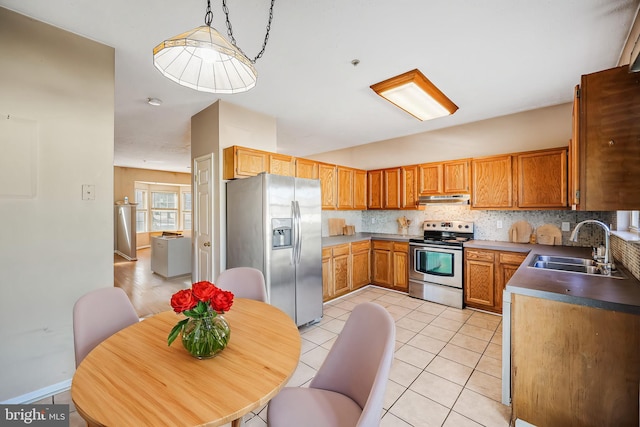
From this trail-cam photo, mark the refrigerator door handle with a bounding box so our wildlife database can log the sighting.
[294,200,302,265]
[291,201,297,265]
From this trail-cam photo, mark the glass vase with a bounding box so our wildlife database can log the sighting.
[181,314,230,359]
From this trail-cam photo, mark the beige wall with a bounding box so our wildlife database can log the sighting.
[191,100,277,280]
[0,8,115,401]
[114,166,191,247]
[308,103,572,169]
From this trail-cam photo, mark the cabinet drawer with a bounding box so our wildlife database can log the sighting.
[332,244,350,257]
[351,240,370,253]
[499,252,527,265]
[372,240,393,251]
[322,247,332,259]
[393,242,409,253]
[465,249,495,262]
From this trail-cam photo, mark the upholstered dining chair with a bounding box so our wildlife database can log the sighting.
[216,267,268,302]
[73,287,139,367]
[267,302,396,427]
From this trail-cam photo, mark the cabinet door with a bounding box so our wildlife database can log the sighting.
[351,242,371,290]
[443,160,469,194]
[368,170,383,209]
[319,163,337,210]
[383,168,401,209]
[392,242,409,291]
[401,166,419,209]
[471,155,513,209]
[333,244,351,297]
[295,158,319,179]
[223,146,268,179]
[517,149,567,209]
[269,153,294,177]
[418,163,443,195]
[580,65,640,210]
[495,251,527,312]
[322,248,333,301]
[337,167,354,209]
[371,241,393,287]
[465,259,495,309]
[353,169,368,210]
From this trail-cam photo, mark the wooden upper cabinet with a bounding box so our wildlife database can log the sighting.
[383,168,401,209]
[295,158,319,179]
[419,160,469,195]
[367,170,383,209]
[353,169,367,210]
[517,148,567,209]
[578,65,640,210]
[269,153,294,177]
[401,166,419,209]
[223,146,268,180]
[319,163,337,210]
[471,155,514,209]
[443,160,470,193]
[569,85,580,208]
[418,163,443,195]
[336,166,354,209]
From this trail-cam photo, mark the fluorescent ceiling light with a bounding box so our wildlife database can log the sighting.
[370,69,458,121]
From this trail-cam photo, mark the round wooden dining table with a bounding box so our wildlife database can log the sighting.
[71,298,301,427]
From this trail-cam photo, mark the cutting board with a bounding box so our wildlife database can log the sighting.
[536,224,562,245]
[509,221,533,243]
[328,218,345,236]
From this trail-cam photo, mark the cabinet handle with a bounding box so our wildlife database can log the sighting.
[608,140,615,146]
[204,242,211,247]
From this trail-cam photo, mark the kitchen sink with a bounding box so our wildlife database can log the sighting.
[528,254,627,279]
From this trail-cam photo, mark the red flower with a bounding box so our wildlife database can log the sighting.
[192,281,217,302]
[211,288,234,313]
[170,289,197,313]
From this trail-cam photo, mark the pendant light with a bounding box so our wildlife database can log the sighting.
[153,0,275,94]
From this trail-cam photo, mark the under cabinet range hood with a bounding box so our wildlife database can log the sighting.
[418,194,470,205]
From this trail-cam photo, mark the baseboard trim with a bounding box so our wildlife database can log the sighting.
[1,379,71,404]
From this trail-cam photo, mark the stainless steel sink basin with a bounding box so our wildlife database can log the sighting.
[528,254,627,279]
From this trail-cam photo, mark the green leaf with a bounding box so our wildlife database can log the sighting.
[167,319,189,346]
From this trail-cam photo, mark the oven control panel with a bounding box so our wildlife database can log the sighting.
[423,220,474,233]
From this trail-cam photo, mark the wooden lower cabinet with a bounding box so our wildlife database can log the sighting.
[371,240,409,292]
[322,241,371,301]
[511,294,640,426]
[351,241,371,290]
[464,248,526,313]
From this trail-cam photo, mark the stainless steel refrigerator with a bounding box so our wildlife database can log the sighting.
[226,173,322,326]
[114,204,137,261]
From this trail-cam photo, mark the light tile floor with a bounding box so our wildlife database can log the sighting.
[49,286,511,427]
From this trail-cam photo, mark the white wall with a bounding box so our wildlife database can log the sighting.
[0,8,115,401]
[308,103,572,170]
[191,100,277,279]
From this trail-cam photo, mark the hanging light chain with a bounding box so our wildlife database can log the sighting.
[204,0,213,26]
[222,0,275,64]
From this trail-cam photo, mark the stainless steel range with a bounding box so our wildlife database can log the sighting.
[408,220,474,309]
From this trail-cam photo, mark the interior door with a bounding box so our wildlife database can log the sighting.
[193,154,214,282]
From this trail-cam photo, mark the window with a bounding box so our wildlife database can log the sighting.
[135,187,148,232]
[182,191,192,230]
[151,191,178,231]
[631,211,639,232]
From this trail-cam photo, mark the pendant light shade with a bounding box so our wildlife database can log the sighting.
[153,25,257,94]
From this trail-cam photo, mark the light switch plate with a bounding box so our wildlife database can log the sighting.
[562,222,570,231]
[497,220,503,229]
[82,184,95,200]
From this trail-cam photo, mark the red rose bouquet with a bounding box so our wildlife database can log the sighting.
[167,281,234,357]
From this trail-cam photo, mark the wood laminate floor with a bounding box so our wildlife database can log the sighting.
[114,247,191,318]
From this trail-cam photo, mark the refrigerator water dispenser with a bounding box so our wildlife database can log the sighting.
[272,218,292,248]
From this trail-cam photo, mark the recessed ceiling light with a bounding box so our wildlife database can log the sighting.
[147,98,163,106]
[370,69,458,121]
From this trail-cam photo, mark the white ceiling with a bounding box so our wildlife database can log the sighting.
[1,0,638,173]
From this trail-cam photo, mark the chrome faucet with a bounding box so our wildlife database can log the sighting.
[569,220,614,269]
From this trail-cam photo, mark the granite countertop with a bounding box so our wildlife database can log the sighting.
[502,244,640,314]
[464,240,533,252]
[322,232,421,246]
